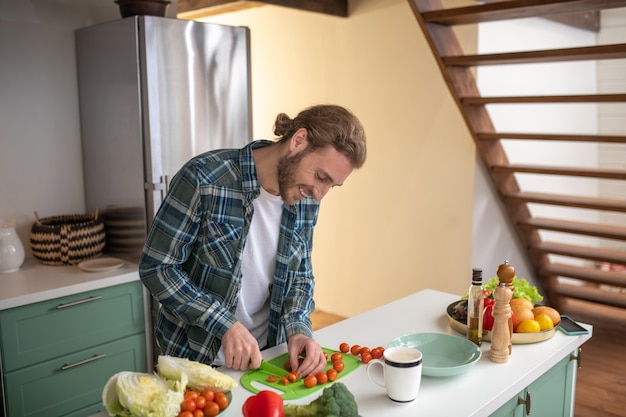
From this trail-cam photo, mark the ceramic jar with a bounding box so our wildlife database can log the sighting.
[0,220,25,273]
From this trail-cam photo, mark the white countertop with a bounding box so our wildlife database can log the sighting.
[219,289,592,417]
[0,257,140,310]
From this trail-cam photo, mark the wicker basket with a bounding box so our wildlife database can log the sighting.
[30,209,106,266]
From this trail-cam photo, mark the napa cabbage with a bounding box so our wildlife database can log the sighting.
[102,371,186,417]
[157,355,237,392]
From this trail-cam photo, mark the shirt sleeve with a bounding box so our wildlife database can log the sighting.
[139,164,237,340]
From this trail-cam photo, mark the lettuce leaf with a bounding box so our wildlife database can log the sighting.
[483,276,544,305]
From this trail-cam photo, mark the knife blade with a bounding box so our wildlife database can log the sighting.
[259,359,288,376]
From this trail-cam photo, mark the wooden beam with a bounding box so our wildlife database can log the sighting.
[177,0,348,18]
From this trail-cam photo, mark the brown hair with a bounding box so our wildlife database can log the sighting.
[273,104,367,169]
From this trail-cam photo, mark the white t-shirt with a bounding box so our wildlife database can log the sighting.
[213,187,283,366]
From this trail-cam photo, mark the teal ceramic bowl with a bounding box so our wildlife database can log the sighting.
[389,332,481,377]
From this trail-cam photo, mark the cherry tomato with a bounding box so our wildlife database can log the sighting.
[339,342,350,353]
[286,372,298,383]
[323,351,328,361]
[202,389,214,403]
[304,375,317,388]
[350,345,361,355]
[267,375,278,383]
[178,412,193,417]
[284,360,292,371]
[194,395,207,410]
[204,402,220,417]
[192,410,204,417]
[214,392,229,410]
[333,361,345,372]
[359,346,370,356]
[181,399,196,412]
[279,376,290,385]
[371,347,383,359]
[361,352,373,364]
[315,371,328,384]
[331,352,343,363]
[185,391,199,401]
[327,368,338,381]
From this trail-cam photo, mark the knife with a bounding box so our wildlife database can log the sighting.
[258,359,288,376]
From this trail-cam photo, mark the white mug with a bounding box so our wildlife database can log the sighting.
[367,346,422,403]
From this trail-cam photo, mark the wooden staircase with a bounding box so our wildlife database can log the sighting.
[408,0,626,318]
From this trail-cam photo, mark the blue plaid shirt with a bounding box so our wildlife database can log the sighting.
[139,140,320,365]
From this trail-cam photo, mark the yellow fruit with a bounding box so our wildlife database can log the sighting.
[516,319,541,333]
[511,305,534,330]
[510,298,534,310]
[535,314,554,331]
[532,306,560,326]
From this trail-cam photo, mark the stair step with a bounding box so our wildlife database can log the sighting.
[533,242,626,264]
[549,280,626,309]
[419,0,626,25]
[542,262,626,287]
[443,44,626,66]
[506,191,626,212]
[492,163,626,179]
[463,93,626,105]
[477,132,626,143]
[520,217,626,240]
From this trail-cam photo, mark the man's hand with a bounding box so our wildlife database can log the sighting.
[287,334,325,377]
[221,322,263,371]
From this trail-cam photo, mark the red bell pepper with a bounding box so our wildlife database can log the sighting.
[242,390,285,417]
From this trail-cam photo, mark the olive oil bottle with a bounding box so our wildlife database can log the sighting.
[467,268,484,346]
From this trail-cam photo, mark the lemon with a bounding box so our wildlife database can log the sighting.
[535,314,554,331]
[516,319,541,333]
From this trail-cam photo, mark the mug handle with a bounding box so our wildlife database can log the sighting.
[366,358,386,388]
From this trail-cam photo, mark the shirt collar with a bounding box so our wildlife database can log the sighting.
[240,140,273,194]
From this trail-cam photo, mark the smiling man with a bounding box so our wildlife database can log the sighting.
[139,104,367,377]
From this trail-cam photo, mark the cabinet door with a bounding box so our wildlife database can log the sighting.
[4,333,146,417]
[490,392,524,417]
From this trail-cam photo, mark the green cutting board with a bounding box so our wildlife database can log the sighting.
[240,347,360,400]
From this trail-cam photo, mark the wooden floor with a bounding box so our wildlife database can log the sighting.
[311,306,626,417]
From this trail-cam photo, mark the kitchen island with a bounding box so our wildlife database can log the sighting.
[223,289,592,417]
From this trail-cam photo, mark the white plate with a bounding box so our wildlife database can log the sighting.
[78,258,124,272]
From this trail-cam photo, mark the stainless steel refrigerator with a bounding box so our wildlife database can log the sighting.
[76,16,252,261]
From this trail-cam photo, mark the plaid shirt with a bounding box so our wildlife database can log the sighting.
[139,140,320,365]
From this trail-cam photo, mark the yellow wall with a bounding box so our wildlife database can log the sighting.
[196,0,476,317]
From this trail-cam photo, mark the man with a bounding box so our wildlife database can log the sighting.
[139,104,367,377]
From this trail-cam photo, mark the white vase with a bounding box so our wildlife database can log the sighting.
[0,223,25,273]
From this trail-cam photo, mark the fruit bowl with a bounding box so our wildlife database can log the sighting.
[446,301,558,344]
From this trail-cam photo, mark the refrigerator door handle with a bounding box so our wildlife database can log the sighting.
[145,175,169,198]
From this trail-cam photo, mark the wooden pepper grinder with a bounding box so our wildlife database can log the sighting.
[489,261,515,363]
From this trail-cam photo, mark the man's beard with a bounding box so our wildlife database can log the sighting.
[277,148,310,203]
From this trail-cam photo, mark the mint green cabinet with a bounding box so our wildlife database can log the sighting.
[0,281,147,417]
[490,350,578,417]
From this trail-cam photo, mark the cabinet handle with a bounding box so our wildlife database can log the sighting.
[61,353,107,370]
[517,392,531,415]
[56,295,102,309]
[570,347,582,368]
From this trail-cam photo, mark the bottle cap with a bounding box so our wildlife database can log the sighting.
[472,268,483,284]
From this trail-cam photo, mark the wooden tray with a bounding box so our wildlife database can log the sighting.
[446,301,557,344]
